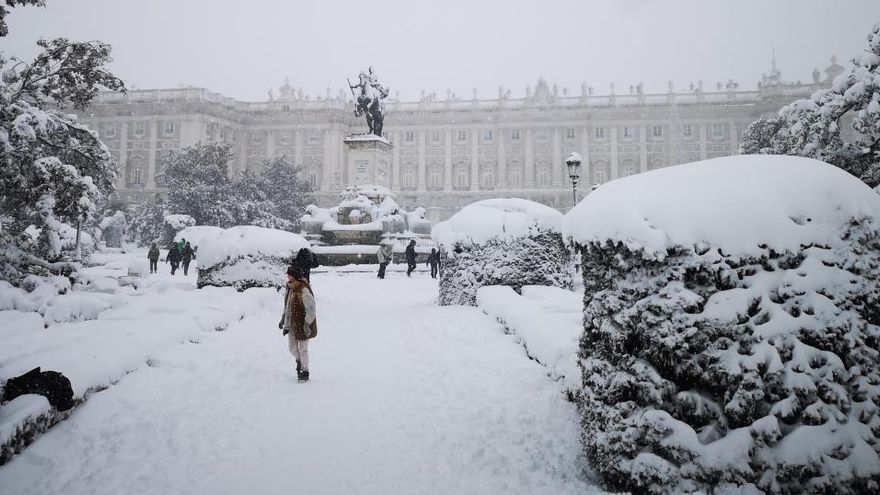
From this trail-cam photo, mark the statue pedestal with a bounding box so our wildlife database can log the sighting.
[343,134,393,188]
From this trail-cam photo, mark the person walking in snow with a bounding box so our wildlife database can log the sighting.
[279,266,318,382]
[376,242,392,279]
[405,239,417,277]
[291,247,320,282]
[181,242,196,276]
[166,243,181,275]
[427,247,440,279]
[147,243,160,274]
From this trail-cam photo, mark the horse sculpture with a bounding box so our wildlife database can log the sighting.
[349,69,389,137]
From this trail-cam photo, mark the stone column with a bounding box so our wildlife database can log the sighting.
[266,129,276,162]
[146,120,158,188]
[321,128,335,191]
[322,129,336,192]
[392,131,401,190]
[294,130,304,169]
[580,126,590,187]
[118,121,128,190]
[699,124,708,160]
[552,127,563,186]
[524,128,535,188]
[639,125,648,173]
[729,121,738,154]
[444,130,453,190]
[610,126,619,180]
[470,128,479,191]
[418,130,427,191]
[497,129,507,188]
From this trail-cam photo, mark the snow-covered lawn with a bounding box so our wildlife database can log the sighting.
[0,250,602,494]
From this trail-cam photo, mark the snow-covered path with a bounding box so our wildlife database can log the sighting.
[0,271,600,494]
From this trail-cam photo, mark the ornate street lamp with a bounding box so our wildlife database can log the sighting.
[565,152,582,206]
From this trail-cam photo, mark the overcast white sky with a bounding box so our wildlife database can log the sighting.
[3,0,879,101]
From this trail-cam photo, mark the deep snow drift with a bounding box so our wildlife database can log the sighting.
[0,250,601,494]
[565,155,880,493]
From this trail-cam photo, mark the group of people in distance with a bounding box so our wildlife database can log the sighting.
[376,240,441,279]
[146,239,195,275]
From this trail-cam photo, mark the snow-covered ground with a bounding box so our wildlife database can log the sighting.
[0,249,602,494]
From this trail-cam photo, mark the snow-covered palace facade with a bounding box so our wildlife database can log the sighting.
[77,58,843,223]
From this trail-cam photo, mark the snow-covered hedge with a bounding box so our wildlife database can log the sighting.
[563,156,880,493]
[433,199,572,306]
[187,226,310,291]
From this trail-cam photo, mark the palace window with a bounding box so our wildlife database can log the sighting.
[402,164,416,190]
[480,165,495,189]
[536,166,550,187]
[712,124,725,138]
[454,164,469,189]
[457,130,467,142]
[103,123,116,138]
[566,127,576,139]
[510,129,521,141]
[594,127,605,139]
[621,160,638,177]
[428,166,442,189]
[682,124,693,137]
[163,121,175,136]
[431,130,441,143]
[483,129,493,143]
[131,168,143,185]
[623,126,633,138]
[652,125,663,138]
[508,164,523,186]
[133,121,145,137]
[592,163,608,185]
[405,131,415,142]
[309,173,317,190]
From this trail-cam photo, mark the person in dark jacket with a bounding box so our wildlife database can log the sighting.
[405,240,417,277]
[426,247,440,279]
[291,247,320,282]
[181,242,196,276]
[147,243,160,274]
[167,243,181,275]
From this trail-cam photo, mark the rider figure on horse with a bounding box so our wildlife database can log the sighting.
[350,66,389,137]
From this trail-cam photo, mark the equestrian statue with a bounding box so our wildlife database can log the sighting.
[348,66,389,137]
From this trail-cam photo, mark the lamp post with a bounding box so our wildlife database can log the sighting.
[565,152,582,206]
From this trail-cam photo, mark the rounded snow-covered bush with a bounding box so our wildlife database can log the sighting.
[188,226,310,291]
[162,214,195,246]
[99,211,127,248]
[563,156,880,493]
[433,198,572,306]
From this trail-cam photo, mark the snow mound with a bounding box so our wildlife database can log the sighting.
[194,226,310,268]
[563,155,880,259]
[433,198,564,248]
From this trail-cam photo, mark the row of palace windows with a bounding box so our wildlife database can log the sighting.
[401,124,729,145]
[102,121,177,139]
[397,164,557,190]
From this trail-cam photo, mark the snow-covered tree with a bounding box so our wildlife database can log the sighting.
[565,155,880,493]
[0,38,124,283]
[160,143,236,227]
[160,146,309,230]
[127,193,166,246]
[258,155,311,231]
[740,24,880,187]
[0,0,45,37]
[433,199,572,306]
